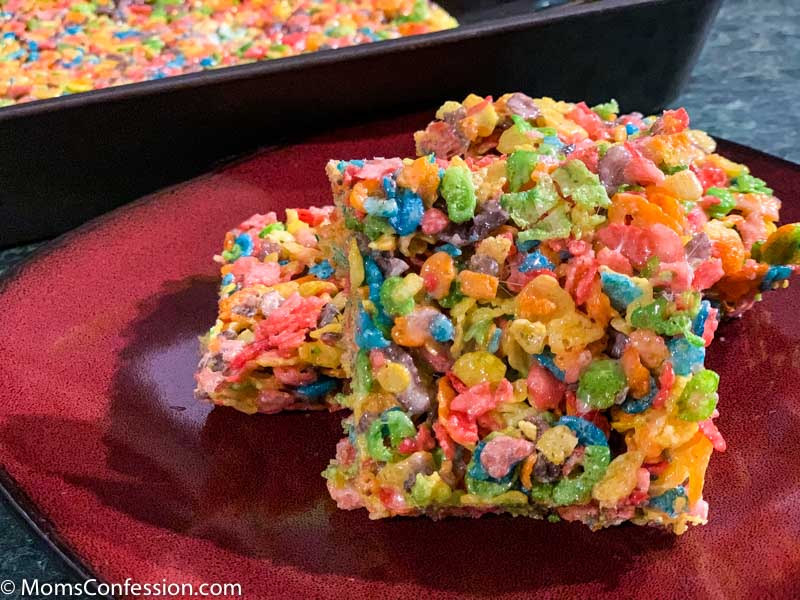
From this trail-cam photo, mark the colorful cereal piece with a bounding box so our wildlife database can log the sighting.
[577,359,627,410]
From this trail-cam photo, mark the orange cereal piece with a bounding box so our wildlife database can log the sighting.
[585,278,613,329]
[705,221,746,274]
[608,192,683,234]
[391,316,427,347]
[628,329,670,370]
[421,252,456,299]
[458,270,499,301]
[348,182,369,212]
[621,345,651,399]
[397,157,441,205]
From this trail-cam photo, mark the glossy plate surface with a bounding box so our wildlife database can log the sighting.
[0,114,798,599]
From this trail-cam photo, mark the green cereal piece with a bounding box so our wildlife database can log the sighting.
[730,173,773,195]
[506,150,539,192]
[631,298,693,337]
[705,187,736,219]
[528,482,554,504]
[411,473,452,507]
[552,159,611,209]
[366,409,417,462]
[577,359,627,410]
[516,203,572,242]
[353,350,373,399]
[677,369,720,422]
[441,164,477,223]
[591,99,619,121]
[380,275,422,316]
[364,214,394,240]
[466,476,515,498]
[258,222,285,238]
[501,174,560,228]
[552,445,610,506]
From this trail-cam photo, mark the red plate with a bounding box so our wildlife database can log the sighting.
[1,114,799,599]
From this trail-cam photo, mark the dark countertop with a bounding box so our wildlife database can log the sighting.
[1,0,798,594]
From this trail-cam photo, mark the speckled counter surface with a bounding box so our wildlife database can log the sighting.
[1,0,798,595]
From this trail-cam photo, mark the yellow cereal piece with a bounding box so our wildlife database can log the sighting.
[500,328,530,375]
[298,341,342,369]
[348,239,364,288]
[376,362,412,393]
[705,153,749,178]
[285,209,310,235]
[460,491,529,506]
[687,129,717,154]
[369,233,398,252]
[592,450,645,507]
[451,351,506,386]
[661,169,703,201]
[475,160,509,202]
[518,420,538,441]
[462,93,485,110]
[509,318,547,354]
[512,379,529,403]
[299,281,338,297]
[546,312,604,354]
[535,425,578,465]
[309,323,341,339]
[271,281,301,297]
[435,100,463,120]
[475,235,513,266]
[254,355,299,368]
[497,126,536,154]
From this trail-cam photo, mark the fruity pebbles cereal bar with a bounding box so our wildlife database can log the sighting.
[321,95,798,533]
[195,207,348,414]
[0,0,457,106]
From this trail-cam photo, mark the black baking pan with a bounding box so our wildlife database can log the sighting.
[0,0,721,248]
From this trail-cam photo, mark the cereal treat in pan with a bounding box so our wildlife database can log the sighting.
[195,207,348,414]
[322,110,797,532]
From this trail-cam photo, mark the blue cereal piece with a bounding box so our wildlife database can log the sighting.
[487,327,503,354]
[516,239,540,253]
[364,257,392,329]
[621,377,658,414]
[221,273,234,287]
[429,314,454,342]
[667,337,706,376]
[234,233,254,257]
[518,250,555,273]
[760,265,793,291]
[558,415,609,448]
[382,175,397,199]
[535,350,566,381]
[648,486,687,517]
[388,188,424,236]
[600,270,643,312]
[437,243,462,257]
[625,123,640,136]
[309,259,334,279]
[355,306,390,349]
[692,300,711,337]
[295,376,338,398]
[364,196,398,218]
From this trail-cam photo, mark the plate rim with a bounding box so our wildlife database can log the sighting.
[0,135,797,593]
